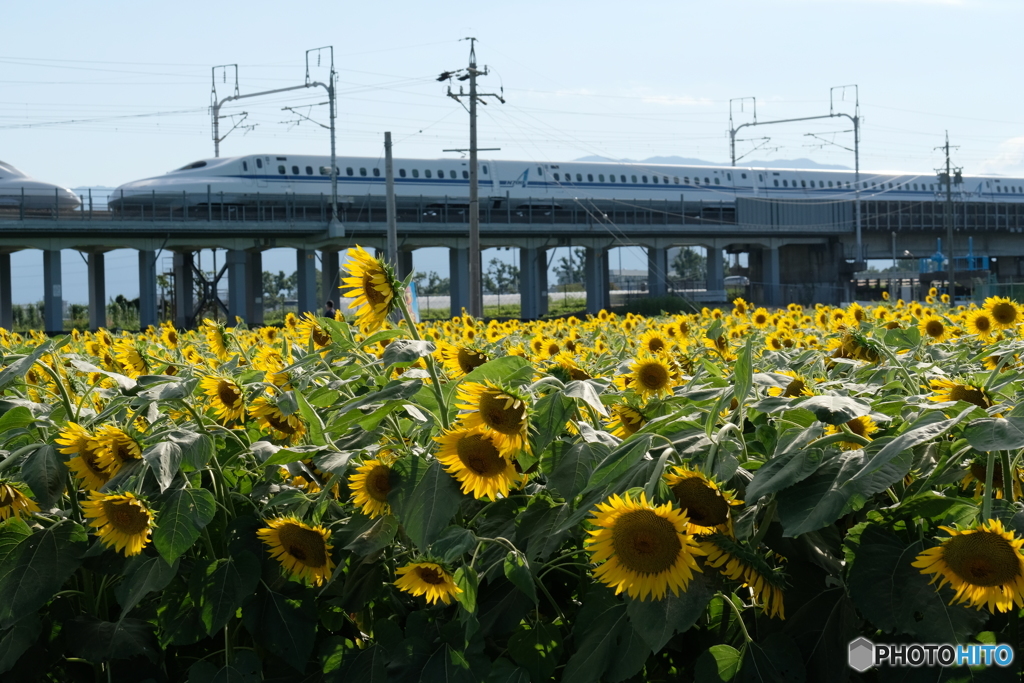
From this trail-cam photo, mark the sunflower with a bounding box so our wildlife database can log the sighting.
[606,403,648,438]
[56,422,111,490]
[638,329,671,355]
[435,426,520,500]
[882,291,890,301]
[203,319,231,360]
[585,492,704,601]
[913,518,1024,613]
[929,378,993,410]
[750,307,771,329]
[0,480,40,521]
[199,375,246,423]
[89,426,142,477]
[395,562,463,605]
[258,516,336,586]
[348,458,394,518]
[701,533,786,619]
[112,340,149,378]
[966,309,995,338]
[81,491,153,556]
[984,296,1022,330]
[627,352,681,400]
[826,415,879,451]
[297,312,333,349]
[248,395,306,442]
[918,315,951,343]
[455,381,530,455]
[160,325,179,349]
[767,370,812,398]
[663,466,742,534]
[340,245,398,332]
[960,459,1023,500]
[549,351,592,382]
[439,342,489,378]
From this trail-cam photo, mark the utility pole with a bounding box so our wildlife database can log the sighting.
[440,38,505,317]
[385,132,398,269]
[936,132,962,300]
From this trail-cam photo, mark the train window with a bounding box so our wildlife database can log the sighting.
[306,166,313,175]
[412,169,419,178]
[399,169,406,177]
[631,175,637,183]
[450,170,456,179]
[346,167,354,176]
[653,176,659,184]
[291,165,299,175]
[758,174,763,182]
[774,180,779,187]
[598,174,604,182]
[913,184,918,190]
[685,177,690,184]
[704,177,710,184]
[462,171,469,179]
[931,184,935,191]
[482,165,488,174]
[620,175,626,182]
[577,173,583,182]
[609,175,615,183]
[538,167,543,176]
[809,181,815,188]
[373,168,380,177]
[360,168,367,177]
[828,181,833,188]
[553,173,559,181]
[783,180,788,187]
[801,180,806,188]
[642,176,648,183]
[425,170,432,178]
[694,177,700,185]
[714,178,720,185]
[278,165,286,174]
[741,173,747,179]
[674,177,679,184]
[177,160,208,170]
[242,161,248,171]
[438,170,444,178]
[587,174,594,182]
[256,158,263,169]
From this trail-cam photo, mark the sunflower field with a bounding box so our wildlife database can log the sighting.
[1,246,1024,682]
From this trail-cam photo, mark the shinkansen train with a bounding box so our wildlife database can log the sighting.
[0,160,81,209]
[107,154,1024,209]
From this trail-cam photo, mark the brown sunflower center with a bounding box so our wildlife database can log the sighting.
[636,362,670,391]
[456,434,506,477]
[846,417,871,438]
[943,531,1022,587]
[991,302,1018,326]
[610,509,682,575]
[277,523,328,567]
[670,478,730,527]
[82,447,109,478]
[754,314,768,325]
[647,338,666,353]
[457,348,488,374]
[616,408,646,436]
[948,385,992,409]
[970,462,1004,489]
[217,380,241,409]
[479,391,526,435]
[924,320,945,338]
[974,315,993,333]
[414,565,447,585]
[311,326,331,347]
[100,498,150,535]
[110,437,140,463]
[366,465,392,501]
[783,378,805,397]
[361,273,387,306]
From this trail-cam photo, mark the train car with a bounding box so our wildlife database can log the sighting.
[107,154,1024,210]
[0,160,81,210]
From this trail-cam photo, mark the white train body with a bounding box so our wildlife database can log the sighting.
[0,160,81,210]
[108,154,1024,207]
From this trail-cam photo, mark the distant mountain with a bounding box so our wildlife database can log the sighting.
[574,155,850,170]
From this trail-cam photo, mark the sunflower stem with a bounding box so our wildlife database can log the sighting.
[721,592,753,643]
[1000,450,1014,502]
[35,361,75,421]
[983,451,996,522]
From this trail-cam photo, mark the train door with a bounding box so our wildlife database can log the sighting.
[255,157,269,188]
[732,169,754,197]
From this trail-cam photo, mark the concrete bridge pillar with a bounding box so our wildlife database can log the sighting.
[0,254,12,331]
[706,246,725,300]
[449,247,470,317]
[320,249,340,314]
[87,253,106,330]
[246,251,264,326]
[173,252,194,329]
[647,246,669,297]
[398,250,414,281]
[138,250,158,330]
[42,250,62,334]
[585,247,610,315]
[519,247,548,319]
[764,246,781,307]
[226,249,247,324]
[296,248,317,316]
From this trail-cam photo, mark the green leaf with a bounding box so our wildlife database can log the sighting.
[515,499,570,562]
[0,341,52,391]
[694,644,742,682]
[625,573,711,652]
[419,645,476,683]
[0,406,34,434]
[334,379,423,417]
[530,391,574,456]
[337,644,387,683]
[116,554,179,618]
[562,590,632,683]
[503,551,538,604]
[745,448,825,501]
[0,614,41,675]
[136,377,198,400]
[585,435,654,494]
[563,380,608,417]
[548,442,607,499]
[794,395,872,425]
[848,525,986,642]
[65,616,158,663]
[153,487,216,563]
[262,444,329,467]
[454,566,478,614]
[157,577,205,647]
[429,526,478,563]
[345,515,399,557]
[382,339,435,366]
[458,356,534,389]
[295,388,326,447]
[390,457,462,549]
[143,441,182,492]
[963,417,1024,451]
[487,657,531,683]
[733,336,754,409]
[739,633,805,683]
[508,623,563,682]
[19,444,66,508]
[191,552,261,636]
[0,520,87,629]
[166,430,214,469]
[242,587,317,673]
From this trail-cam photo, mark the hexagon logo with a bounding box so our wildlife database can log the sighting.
[848,637,875,672]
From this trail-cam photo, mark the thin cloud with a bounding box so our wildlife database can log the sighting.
[977,136,1024,175]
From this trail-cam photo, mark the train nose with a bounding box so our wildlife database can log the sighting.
[62,188,82,208]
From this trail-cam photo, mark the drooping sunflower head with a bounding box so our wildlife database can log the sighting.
[548,350,593,382]
[960,459,1023,500]
[627,352,681,400]
[57,422,111,490]
[767,370,812,398]
[81,491,153,556]
[340,245,399,332]
[0,480,40,521]
[439,342,489,378]
[701,533,787,619]
[663,466,742,534]
[258,516,336,587]
[585,492,705,601]
[825,415,879,450]
[434,426,521,500]
[395,561,463,605]
[88,426,142,477]
[112,339,149,378]
[348,458,394,518]
[606,403,648,438]
[454,381,530,455]
[912,518,1024,613]
[248,394,306,443]
[984,296,1023,330]
[203,319,231,360]
[928,378,993,410]
[298,312,333,349]
[199,375,246,423]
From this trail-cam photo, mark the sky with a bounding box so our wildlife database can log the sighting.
[4,0,1023,304]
